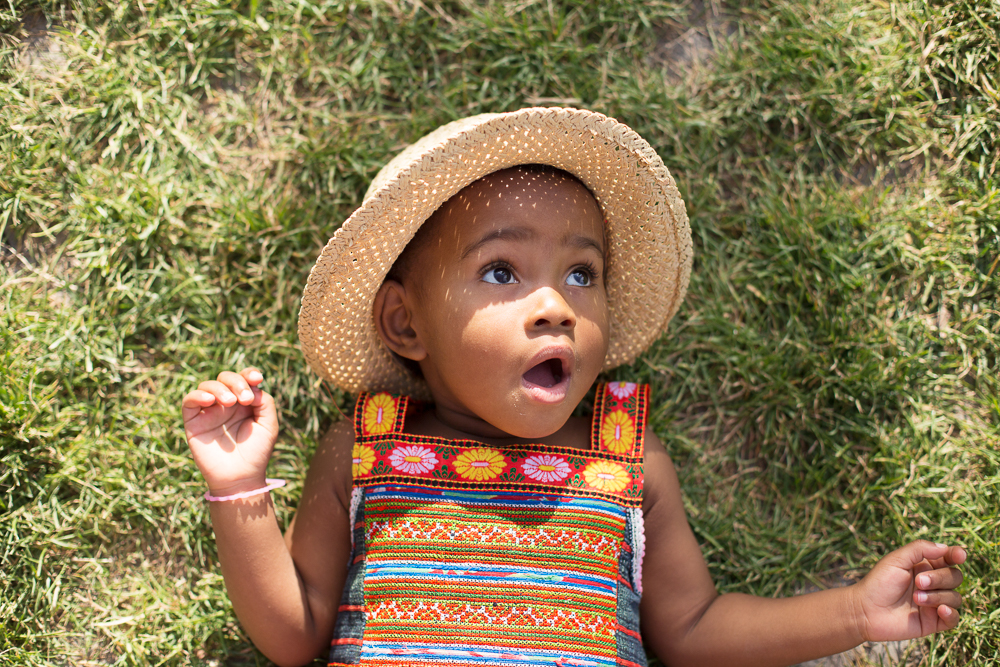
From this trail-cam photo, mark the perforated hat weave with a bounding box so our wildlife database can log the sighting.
[298,107,693,399]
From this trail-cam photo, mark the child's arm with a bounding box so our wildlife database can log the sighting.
[640,430,965,667]
[183,368,354,667]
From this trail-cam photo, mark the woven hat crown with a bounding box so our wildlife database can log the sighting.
[298,108,693,399]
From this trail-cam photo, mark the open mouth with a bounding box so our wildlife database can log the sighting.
[522,358,565,389]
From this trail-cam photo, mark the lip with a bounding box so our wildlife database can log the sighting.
[520,345,573,404]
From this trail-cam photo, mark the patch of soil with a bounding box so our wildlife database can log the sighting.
[650,0,736,79]
[13,10,66,74]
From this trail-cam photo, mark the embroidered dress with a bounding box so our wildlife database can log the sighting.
[331,382,649,667]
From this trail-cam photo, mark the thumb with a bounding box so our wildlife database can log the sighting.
[885,540,951,570]
[254,389,280,437]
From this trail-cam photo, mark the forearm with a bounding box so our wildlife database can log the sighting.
[210,496,329,667]
[656,587,864,667]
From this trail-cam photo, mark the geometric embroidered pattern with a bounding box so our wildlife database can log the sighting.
[331,383,649,667]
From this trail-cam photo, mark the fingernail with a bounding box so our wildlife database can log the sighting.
[240,390,253,402]
[249,371,263,381]
[223,392,237,402]
[935,542,948,548]
[916,591,927,604]
[917,574,930,588]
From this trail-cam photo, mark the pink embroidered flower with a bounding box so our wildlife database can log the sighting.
[388,445,438,475]
[607,381,637,400]
[521,454,571,482]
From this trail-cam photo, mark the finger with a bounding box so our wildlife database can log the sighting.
[888,540,952,569]
[937,604,961,630]
[182,389,218,408]
[182,389,219,419]
[240,366,265,387]
[198,380,239,406]
[924,545,968,571]
[915,567,963,591]
[913,589,962,610]
[217,371,255,404]
[944,545,967,566]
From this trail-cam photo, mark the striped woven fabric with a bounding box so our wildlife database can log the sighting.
[330,382,648,667]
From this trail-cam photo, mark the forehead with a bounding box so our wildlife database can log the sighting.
[425,166,605,252]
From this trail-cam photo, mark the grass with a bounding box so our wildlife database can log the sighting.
[1,0,997,664]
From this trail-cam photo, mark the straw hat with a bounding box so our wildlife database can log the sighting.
[298,107,692,399]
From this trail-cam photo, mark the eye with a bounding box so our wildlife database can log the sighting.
[482,265,516,285]
[567,267,594,287]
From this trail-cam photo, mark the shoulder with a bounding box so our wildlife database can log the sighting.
[641,426,683,518]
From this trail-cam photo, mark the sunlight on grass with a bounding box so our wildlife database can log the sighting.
[1,0,997,665]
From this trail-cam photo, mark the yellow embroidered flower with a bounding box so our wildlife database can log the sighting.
[352,445,376,477]
[453,447,506,481]
[583,460,631,493]
[600,409,635,454]
[363,392,397,435]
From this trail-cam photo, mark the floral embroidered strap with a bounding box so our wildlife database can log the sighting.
[591,381,648,458]
[349,386,646,507]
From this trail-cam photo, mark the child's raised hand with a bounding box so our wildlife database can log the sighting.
[182,368,279,495]
[853,540,965,642]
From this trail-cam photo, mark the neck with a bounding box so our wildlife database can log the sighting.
[400,403,590,450]
[432,404,525,442]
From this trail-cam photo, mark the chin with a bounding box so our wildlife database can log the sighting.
[511,425,563,440]
[497,409,572,441]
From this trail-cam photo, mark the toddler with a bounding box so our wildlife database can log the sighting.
[183,108,965,667]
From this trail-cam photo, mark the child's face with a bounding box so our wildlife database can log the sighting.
[388,167,609,439]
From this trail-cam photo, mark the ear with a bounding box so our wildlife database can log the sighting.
[373,279,427,362]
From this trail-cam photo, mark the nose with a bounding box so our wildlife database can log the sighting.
[526,286,576,331]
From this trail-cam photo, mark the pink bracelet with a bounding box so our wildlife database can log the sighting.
[204,478,286,502]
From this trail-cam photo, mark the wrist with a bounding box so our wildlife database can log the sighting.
[206,476,269,498]
[844,580,870,644]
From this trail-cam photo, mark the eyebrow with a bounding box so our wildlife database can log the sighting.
[564,233,604,257]
[460,226,604,259]
[460,227,534,259]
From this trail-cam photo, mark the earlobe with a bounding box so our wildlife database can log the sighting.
[373,280,427,362]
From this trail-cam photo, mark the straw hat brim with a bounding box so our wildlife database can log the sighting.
[298,107,692,400]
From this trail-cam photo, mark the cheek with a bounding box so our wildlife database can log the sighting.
[579,318,610,364]
[460,304,517,354]
[579,293,610,333]
[578,302,610,364]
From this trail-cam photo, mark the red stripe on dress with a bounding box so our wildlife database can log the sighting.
[338,604,364,612]
[617,656,645,667]
[616,623,642,641]
[332,637,363,646]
